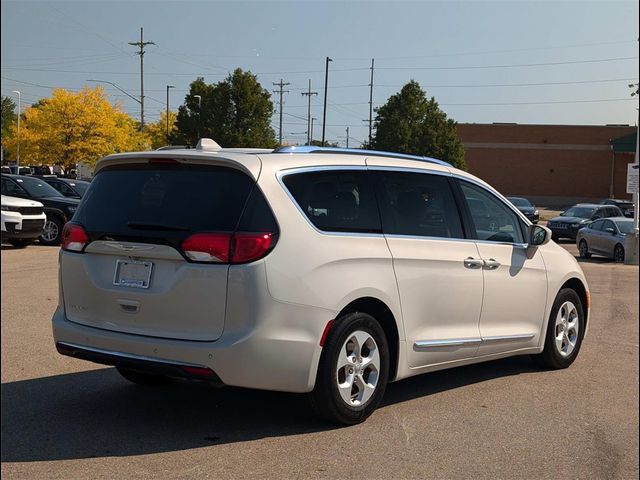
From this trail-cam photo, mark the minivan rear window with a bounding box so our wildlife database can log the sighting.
[74,163,267,244]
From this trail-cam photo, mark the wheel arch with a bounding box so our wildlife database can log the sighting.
[559,277,589,328]
[336,297,400,381]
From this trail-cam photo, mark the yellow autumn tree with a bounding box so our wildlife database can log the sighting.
[144,110,178,150]
[4,86,150,168]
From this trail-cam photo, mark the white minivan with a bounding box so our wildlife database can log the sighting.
[53,141,589,424]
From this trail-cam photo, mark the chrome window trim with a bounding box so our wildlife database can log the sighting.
[56,342,204,368]
[276,164,532,243]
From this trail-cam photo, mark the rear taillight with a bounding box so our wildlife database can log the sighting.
[233,233,274,263]
[182,233,232,263]
[61,223,89,252]
[181,232,275,264]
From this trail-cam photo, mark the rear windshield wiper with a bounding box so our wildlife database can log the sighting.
[127,222,190,232]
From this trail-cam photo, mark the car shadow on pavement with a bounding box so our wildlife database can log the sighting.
[1,356,538,463]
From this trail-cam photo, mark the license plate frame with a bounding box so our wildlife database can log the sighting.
[113,259,153,289]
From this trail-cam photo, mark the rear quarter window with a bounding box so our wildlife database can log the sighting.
[282,170,381,233]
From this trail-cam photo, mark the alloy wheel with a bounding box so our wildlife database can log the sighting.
[335,330,380,407]
[614,245,625,263]
[554,301,579,358]
[41,220,59,243]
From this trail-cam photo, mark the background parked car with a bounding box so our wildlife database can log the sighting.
[1,174,80,245]
[577,217,634,262]
[599,198,634,218]
[507,196,539,223]
[547,203,623,241]
[1,194,47,248]
[36,177,90,199]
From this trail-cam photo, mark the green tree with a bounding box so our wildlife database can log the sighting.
[372,80,465,170]
[172,69,277,148]
[1,95,17,140]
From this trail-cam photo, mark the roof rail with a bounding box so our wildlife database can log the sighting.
[272,146,452,167]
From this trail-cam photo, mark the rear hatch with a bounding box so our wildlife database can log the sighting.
[60,160,277,341]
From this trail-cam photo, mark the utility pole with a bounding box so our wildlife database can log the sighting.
[322,56,332,146]
[193,95,202,140]
[128,27,155,130]
[301,79,318,145]
[310,117,317,145]
[11,90,20,170]
[273,79,290,146]
[166,85,174,144]
[345,127,349,148]
[368,58,375,146]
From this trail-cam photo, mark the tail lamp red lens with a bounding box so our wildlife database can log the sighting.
[181,232,274,264]
[61,223,89,252]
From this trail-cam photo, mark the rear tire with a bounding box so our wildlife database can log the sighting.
[532,288,585,370]
[614,244,625,263]
[578,240,591,259]
[116,366,174,386]
[309,312,389,425]
[8,239,33,248]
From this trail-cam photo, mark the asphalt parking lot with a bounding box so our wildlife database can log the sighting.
[1,243,638,479]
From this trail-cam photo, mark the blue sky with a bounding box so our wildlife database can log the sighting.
[1,0,638,147]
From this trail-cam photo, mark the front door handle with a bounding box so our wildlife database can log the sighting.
[464,257,484,269]
[483,258,501,270]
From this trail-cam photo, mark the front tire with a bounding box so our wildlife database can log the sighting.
[578,240,591,259]
[39,216,64,246]
[533,288,585,369]
[116,366,174,386]
[309,312,389,425]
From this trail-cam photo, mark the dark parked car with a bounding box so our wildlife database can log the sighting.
[547,203,623,241]
[507,197,539,223]
[36,176,90,199]
[599,198,634,218]
[1,174,80,245]
[577,217,634,262]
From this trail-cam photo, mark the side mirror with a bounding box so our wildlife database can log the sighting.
[528,224,552,247]
[605,227,615,234]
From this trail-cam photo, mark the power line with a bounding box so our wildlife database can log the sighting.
[377,56,639,71]
[5,56,635,76]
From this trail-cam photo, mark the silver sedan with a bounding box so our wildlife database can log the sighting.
[576,217,635,262]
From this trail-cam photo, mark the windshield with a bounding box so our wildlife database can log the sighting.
[561,206,595,218]
[14,176,63,198]
[508,197,532,207]
[616,221,635,234]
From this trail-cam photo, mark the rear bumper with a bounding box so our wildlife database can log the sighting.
[51,298,331,393]
[56,341,223,382]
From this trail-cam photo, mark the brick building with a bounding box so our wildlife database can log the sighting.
[456,123,637,207]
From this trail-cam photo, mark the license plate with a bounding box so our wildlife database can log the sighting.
[113,259,153,289]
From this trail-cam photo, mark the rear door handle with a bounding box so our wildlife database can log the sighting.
[464,257,484,269]
[483,258,501,270]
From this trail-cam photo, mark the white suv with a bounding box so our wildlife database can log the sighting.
[1,194,46,247]
[52,141,589,424]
